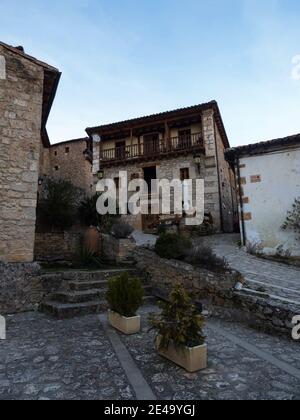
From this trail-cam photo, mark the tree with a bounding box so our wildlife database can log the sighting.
[37,178,78,231]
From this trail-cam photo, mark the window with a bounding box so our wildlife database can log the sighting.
[180,168,190,181]
[65,147,70,154]
[54,166,59,171]
[54,151,58,156]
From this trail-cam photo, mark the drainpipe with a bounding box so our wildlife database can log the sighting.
[236,157,246,245]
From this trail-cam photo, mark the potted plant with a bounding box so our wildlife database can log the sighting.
[106,272,144,335]
[149,283,207,373]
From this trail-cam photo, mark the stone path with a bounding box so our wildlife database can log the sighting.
[1,309,300,400]
[197,234,300,305]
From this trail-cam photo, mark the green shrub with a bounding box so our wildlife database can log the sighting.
[79,246,104,269]
[185,245,230,272]
[37,178,78,231]
[149,282,205,349]
[157,223,167,235]
[111,221,134,239]
[106,272,144,317]
[282,198,300,240]
[155,233,192,260]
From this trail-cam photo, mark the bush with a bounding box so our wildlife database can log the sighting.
[37,179,78,231]
[157,223,167,235]
[282,198,300,240]
[78,193,101,227]
[79,246,104,269]
[155,233,192,260]
[149,282,205,349]
[106,272,144,317]
[185,245,230,272]
[111,221,134,239]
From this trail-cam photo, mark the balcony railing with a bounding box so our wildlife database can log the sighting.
[100,132,204,164]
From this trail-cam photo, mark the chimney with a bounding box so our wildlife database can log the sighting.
[15,46,25,53]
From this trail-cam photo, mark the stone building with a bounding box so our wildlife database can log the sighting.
[87,101,238,232]
[0,41,61,263]
[225,134,300,257]
[41,137,93,194]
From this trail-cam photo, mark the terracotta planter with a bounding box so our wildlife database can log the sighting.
[83,227,100,254]
[108,310,141,335]
[156,336,207,373]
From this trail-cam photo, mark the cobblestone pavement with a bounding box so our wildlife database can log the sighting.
[196,234,300,304]
[1,309,300,400]
[0,312,134,400]
[122,307,300,401]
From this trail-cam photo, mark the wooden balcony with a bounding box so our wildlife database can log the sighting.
[100,133,204,166]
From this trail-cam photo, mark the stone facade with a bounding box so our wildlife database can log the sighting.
[89,102,237,233]
[41,138,93,195]
[0,42,60,263]
[34,232,83,262]
[134,248,297,336]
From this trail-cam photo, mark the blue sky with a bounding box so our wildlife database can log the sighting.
[1,0,300,146]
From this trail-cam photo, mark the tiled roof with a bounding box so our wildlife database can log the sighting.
[86,100,230,149]
[50,137,89,147]
[225,133,300,161]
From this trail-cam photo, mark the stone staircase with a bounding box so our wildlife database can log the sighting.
[39,269,155,319]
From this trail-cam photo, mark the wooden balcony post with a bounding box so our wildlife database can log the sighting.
[165,121,170,150]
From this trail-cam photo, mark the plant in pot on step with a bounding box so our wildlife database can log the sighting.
[106,272,144,335]
[149,282,207,373]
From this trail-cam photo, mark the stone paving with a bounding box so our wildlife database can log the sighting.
[0,312,134,400]
[196,234,300,304]
[1,308,300,400]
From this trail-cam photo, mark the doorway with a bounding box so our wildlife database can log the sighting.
[142,166,158,231]
[143,166,157,193]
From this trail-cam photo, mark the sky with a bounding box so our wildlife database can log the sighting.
[1,0,300,147]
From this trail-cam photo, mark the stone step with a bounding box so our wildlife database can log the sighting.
[41,295,155,319]
[69,280,110,291]
[49,289,107,304]
[40,300,108,319]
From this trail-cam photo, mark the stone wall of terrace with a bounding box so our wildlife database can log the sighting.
[133,248,297,337]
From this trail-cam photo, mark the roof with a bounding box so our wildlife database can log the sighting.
[225,133,300,162]
[0,41,59,72]
[0,41,61,147]
[50,137,89,148]
[86,100,230,149]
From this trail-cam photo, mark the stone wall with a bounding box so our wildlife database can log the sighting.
[214,123,238,232]
[102,234,136,264]
[41,139,93,195]
[0,45,44,263]
[134,248,297,336]
[0,262,42,313]
[34,232,83,262]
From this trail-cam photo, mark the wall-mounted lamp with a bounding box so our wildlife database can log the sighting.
[194,154,202,174]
